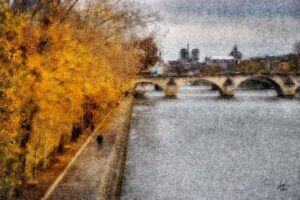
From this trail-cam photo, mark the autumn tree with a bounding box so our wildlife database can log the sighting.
[134,36,159,72]
[0,0,160,198]
[0,1,29,197]
[238,60,261,73]
[200,64,225,75]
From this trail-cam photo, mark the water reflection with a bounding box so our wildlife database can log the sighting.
[122,85,300,200]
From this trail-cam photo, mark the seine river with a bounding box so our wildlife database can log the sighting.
[121,85,300,200]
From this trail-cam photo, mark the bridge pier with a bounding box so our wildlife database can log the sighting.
[164,85,179,98]
[220,86,235,97]
[134,73,300,99]
[278,87,297,97]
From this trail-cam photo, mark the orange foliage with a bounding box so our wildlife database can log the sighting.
[0,0,158,197]
[238,60,261,73]
[200,64,225,75]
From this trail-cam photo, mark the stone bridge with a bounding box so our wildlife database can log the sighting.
[132,73,300,97]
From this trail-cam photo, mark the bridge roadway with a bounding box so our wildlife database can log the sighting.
[132,73,300,97]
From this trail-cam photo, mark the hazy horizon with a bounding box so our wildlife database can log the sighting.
[143,0,300,61]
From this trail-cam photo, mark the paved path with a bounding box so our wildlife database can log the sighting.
[44,99,130,200]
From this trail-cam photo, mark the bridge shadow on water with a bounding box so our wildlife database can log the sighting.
[235,89,300,103]
[135,85,300,104]
[296,88,300,98]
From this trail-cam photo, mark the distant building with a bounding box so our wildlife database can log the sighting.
[230,45,243,64]
[204,56,235,68]
[191,49,200,62]
[151,51,167,75]
[180,48,189,62]
[151,60,166,75]
[179,44,200,64]
[251,54,294,72]
[166,44,205,75]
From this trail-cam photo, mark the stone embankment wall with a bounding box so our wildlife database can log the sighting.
[97,96,134,200]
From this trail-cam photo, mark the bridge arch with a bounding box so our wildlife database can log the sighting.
[133,81,166,96]
[235,76,283,96]
[197,78,226,96]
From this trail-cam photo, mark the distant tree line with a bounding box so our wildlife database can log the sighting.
[201,43,300,75]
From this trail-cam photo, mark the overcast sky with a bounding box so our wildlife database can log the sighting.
[143,0,300,61]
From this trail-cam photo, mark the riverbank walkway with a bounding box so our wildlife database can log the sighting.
[42,98,132,200]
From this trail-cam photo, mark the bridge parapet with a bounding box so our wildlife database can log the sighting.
[133,73,300,98]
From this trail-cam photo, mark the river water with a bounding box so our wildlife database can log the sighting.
[121,85,300,200]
